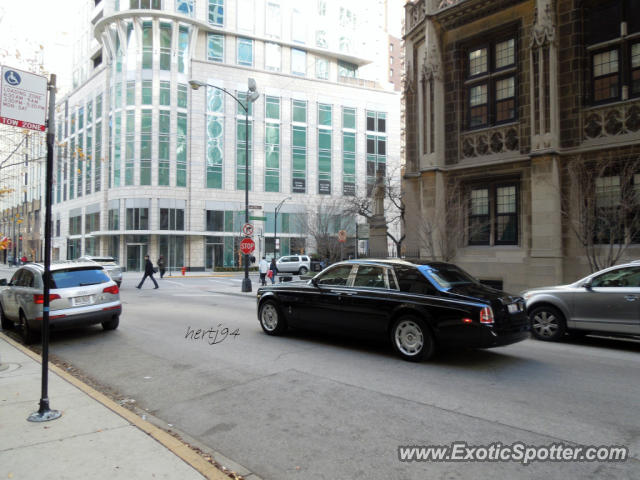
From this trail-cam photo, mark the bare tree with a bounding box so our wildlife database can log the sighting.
[344,167,406,257]
[297,198,353,263]
[416,177,469,262]
[563,156,640,272]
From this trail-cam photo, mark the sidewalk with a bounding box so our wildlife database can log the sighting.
[0,334,230,480]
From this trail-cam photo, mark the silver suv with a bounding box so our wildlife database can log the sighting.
[523,261,640,341]
[78,255,122,287]
[276,255,311,275]
[0,262,122,344]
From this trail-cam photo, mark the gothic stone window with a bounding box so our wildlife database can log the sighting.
[468,182,519,246]
[586,0,640,102]
[465,35,517,129]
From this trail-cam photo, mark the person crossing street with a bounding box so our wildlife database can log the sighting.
[136,255,159,289]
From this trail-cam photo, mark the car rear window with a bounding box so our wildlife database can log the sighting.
[50,267,111,289]
[417,264,478,290]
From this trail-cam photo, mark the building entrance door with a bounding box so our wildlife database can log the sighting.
[126,244,147,272]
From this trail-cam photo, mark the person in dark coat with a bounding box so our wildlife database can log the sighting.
[137,255,159,289]
[269,258,278,284]
[157,255,166,279]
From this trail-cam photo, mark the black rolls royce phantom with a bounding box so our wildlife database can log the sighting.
[256,259,529,361]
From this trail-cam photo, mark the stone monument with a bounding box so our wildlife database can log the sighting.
[368,170,388,257]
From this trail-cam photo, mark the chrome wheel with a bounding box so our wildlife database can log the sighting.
[261,303,279,332]
[394,320,424,357]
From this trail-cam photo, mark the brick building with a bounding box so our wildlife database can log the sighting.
[402,0,640,292]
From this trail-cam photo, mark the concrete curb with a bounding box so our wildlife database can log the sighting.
[0,332,231,480]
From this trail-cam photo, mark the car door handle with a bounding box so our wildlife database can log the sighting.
[624,295,638,302]
[334,291,356,296]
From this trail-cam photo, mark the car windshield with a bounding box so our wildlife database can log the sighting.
[417,264,478,290]
[50,267,110,289]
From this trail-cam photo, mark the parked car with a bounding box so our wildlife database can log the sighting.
[523,261,640,341]
[256,259,529,361]
[276,255,311,275]
[0,262,122,344]
[78,255,122,287]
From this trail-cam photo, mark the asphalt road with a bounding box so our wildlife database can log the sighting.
[4,271,640,479]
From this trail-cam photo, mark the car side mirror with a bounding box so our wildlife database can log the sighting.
[311,277,319,288]
[583,279,592,290]
[0,279,6,286]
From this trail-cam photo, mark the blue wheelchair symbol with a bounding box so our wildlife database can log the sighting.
[4,70,21,86]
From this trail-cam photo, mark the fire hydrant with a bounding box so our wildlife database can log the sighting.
[181,266,186,276]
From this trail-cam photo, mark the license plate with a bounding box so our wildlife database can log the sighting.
[508,303,520,314]
[73,295,93,306]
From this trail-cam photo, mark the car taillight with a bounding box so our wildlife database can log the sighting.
[479,306,494,324]
[33,294,61,304]
[103,285,119,295]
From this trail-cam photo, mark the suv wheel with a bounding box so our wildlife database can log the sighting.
[298,266,308,275]
[19,312,37,345]
[102,316,119,331]
[530,305,566,341]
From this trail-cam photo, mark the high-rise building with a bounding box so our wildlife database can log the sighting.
[48,0,400,271]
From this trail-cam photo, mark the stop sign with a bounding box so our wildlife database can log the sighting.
[240,238,255,255]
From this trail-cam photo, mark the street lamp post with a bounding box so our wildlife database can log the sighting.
[189,78,259,292]
[273,197,291,260]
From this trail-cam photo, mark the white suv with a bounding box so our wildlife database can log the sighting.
[276,255,311,275]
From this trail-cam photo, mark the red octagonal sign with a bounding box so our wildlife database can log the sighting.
[240,238,255,255]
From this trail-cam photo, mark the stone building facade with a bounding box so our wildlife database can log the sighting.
[402,0,640,292]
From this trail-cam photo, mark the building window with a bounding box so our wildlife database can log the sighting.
[206,87,224,188]
[126,206,149,230]
[266,2,281,38]
[160,81,171,106]
[176,112,187,186]
[209,0,224,26]
[291,49,306,76]
[466,36,516,129]
[142,22,153,69]
[142,80,152,104]
[126,80,135,105]
[177,26,190,73]
[237,0,254,32]
[108,201,120,230]
[85,211,100,234]
[265,96,281,192]
[291,9,305,44]
[366,111,386,196]
[176,0,194,16]
[129,0,161,8]
[586,0,640,102]
[315,57,328,80]
[69,213,82,235]
[177,83,188,108]
[338,60,357,78]
[315,30,328,49]
[236,92,253,190]
[125,111,135,185]
[318,103,332,195]
[159,110,171,186]
[206,210,225,231]
[468,183,519,246]
[343,107,356,196]
[160,208,185,230]
[292,100,307,193]
[160,23,172,70]
[265,42,281,71]
[140,109,152,185]
[95,119,102,192]
[237,37,253,66]
[208,33,224,62]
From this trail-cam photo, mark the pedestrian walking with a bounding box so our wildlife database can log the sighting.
[259,256,269,286]
[269,258,278,285]
[157,255,166,279]
[136,255,159,289]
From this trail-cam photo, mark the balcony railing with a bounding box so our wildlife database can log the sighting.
[582,99,640,145]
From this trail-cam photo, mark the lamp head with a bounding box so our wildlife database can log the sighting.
[188,79,206,90]
[247,78,259,103]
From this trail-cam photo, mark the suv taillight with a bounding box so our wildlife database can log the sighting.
[34,294,61,304]
[479,306,494,324]
[103,285,119,295]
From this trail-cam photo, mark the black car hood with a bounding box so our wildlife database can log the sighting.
[446,283,516,304]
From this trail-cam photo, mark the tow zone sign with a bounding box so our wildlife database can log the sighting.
[0,66,47,132]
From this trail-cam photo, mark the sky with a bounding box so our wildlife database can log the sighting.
[0,0,77,94]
